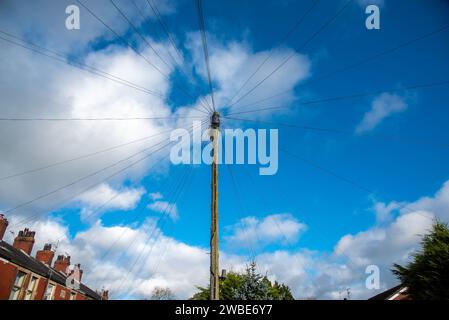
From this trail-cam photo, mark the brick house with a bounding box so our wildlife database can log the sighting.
[0,214,108,300]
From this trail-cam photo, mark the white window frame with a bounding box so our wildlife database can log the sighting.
[44,282,55,300]
[24,275,39,300]
[9,271,28,300]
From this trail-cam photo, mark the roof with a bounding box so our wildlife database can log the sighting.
[368,285,410,300]
[0,240,101,300]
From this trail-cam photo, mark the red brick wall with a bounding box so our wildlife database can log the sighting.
[0,260,92,300]
[75,293,88,300]
[36,250,55,266]
[12,238,35,255]
[0,260,18,300]
[34,278,47,300]
[54,284,72,300]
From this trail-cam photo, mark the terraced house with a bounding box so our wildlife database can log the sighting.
[0,214,108,300]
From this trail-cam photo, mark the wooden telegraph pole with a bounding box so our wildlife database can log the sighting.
[210,111,220,300]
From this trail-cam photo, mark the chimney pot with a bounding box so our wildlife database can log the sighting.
[69,264,83,283]
[101,290,109,300]
[13,228,35,254]
[0,214,8,241]
[36,243,55,266]
[54,255,71,274]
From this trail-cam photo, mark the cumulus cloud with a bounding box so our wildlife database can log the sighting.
[355,93,408,133]
[225,213,307,248]
[2,216,197,299]
[373,201,403,223]
[149,192,163,201]
[77,183,145,221]
[335,211,434,267]
[147,200,179,221]
[328,179,449,298]
[67,219,210,299]
[77,183,144,209]
[0,0,175,51]
[403,180,449,221]
[0,0,215,221]
[3,216,69,251]
[185,32,311,117]
[0,13,311,220]
[0,29,184,217]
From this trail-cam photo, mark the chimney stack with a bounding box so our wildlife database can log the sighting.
[69,263,83,283]
[13,228,35,254]
[0,214,8,241]
[36,243,55,266]
[101,290,109,300]
[54,255,71,274]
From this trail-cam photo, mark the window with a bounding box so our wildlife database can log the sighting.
[44,283,55,300]
[24,276,38,300]
[70,292,76,300]
[9,271,27,300]
[60,290,66,299]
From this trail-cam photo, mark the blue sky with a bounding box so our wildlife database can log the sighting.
[0,0,449,299]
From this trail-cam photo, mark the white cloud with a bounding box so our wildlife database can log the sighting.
[50,219,208,299]
[3,217,200,299]
[0,0,215,221]
[76,183,144,221]
[185,32,311,117]
[225,213,307,248]
[0,22,311,220]
[147,200,179,221]
[0,0,175,51]
[220,180,449,300]
[373,201,403,223]
[403,180,449,221]
[256,249,316,298]
[335,211,434,267]
[0,32,187,217]
[149,192,163,201]
[77,183,144,209]
[355,93,407,133]
[327,179,449,298]
[3,216,69,253]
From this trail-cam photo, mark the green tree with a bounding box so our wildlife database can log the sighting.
[150,287,176,300]
[392,221,449,300]
[233,262,271,300]
[221,271,244,300]
[269,281,294,300]
[191,262,294,300]
[191,286,210,300]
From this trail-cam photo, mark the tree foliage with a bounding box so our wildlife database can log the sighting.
[151,286,176,300]
[392,221,449,300]
[191,262,294,300]
[233,262,271,300]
